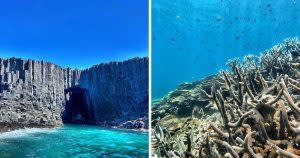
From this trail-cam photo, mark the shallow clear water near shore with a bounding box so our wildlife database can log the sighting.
[0,124,148,158]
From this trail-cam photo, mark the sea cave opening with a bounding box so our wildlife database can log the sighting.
[63,86,94,124]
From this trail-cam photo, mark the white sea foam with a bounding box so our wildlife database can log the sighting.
[0,127,59,139]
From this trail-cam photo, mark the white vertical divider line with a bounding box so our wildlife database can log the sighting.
[148,0,152,157]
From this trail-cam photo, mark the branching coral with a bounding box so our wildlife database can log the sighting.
[152,38,300,158]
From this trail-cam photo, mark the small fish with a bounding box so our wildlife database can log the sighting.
[196,18,200,22]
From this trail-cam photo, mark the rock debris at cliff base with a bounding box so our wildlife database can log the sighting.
[152,38,300,157]
[0,57,148,132]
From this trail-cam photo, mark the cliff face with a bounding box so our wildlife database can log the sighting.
[79,57,148,125]
[0,57,148,131]
[0,58,80,131]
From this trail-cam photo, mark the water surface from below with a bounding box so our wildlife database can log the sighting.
[0,124,148,158]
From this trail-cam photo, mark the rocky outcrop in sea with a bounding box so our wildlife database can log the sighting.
[0,57,148,132]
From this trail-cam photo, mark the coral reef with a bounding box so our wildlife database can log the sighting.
[152,38,300,157]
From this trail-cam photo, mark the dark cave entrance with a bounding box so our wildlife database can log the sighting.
[63,86,94,124]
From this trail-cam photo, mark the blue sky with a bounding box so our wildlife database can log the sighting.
[0,0,148,69]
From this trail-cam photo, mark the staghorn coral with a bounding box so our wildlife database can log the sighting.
[152,37,300,158]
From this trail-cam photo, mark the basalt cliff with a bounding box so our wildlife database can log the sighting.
[0,57,148,132]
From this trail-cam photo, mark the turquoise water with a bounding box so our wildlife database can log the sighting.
[152,0,300,99]
[0,124,148,158]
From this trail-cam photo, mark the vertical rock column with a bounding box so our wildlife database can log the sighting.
[78,57,149,124]
[0,58,82,130]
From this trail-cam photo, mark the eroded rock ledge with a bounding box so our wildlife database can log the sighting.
[0,57,148,132]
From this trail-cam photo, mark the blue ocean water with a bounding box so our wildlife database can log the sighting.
[0,124,148,158]
[152,0,300,99]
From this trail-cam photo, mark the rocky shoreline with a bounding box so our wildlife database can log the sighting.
[118,116,149,130]
[0,124,148,134]
[0,114,148,133]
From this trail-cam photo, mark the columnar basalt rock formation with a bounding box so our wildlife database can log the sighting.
[0,57,148,132]
[79,57,149,126]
